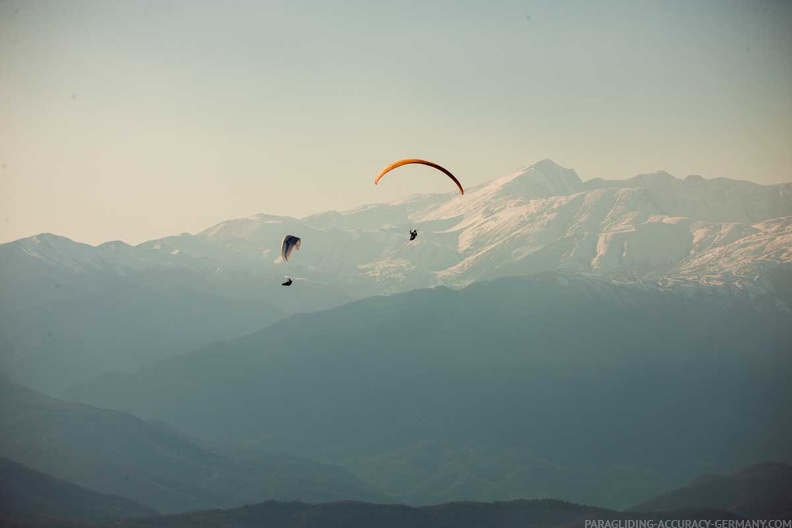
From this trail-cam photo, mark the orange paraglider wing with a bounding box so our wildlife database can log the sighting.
[374,159,464,195]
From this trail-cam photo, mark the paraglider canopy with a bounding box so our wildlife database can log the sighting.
[374,159,464,195]
[281,235,301,262]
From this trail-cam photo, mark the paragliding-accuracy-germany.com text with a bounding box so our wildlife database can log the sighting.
[585,521,792,528]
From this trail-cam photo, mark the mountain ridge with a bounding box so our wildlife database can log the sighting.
[5,160,789,292]
[69,273,792,509]
[98,498,742,528]
[629,462,792,519]
[0,378,390,514]
[2,160,791,393]
[0,456,157,524]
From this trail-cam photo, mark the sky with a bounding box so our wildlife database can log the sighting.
[1,0,791,246]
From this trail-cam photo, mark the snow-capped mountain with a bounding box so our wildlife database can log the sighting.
[2,159,790,393]
[198,159,791,293]
[5,159,790,294]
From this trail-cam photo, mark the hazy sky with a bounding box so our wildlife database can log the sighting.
[2,0,791,245]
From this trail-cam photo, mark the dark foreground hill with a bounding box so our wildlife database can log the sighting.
[0,378,387,514]
[70,274,792,508]
[0,457,155,524]
[630,462,792,519]
[104,499,741,528]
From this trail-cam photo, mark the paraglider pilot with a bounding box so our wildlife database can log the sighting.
[282,277,293,286]
[409,229,418,241]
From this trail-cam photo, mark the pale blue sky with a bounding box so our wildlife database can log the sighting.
[1,0,790,245]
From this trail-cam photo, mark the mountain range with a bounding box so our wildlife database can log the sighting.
[98,498,741,528]
[0,456,155,525]
[2,160,790,394]
[0,377,387,514]
[3,449,788,527]
[629,461,792,519]
[69,273,792,509]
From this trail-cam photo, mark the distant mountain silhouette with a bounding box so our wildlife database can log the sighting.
[0,378,388,514]
[0,456,155,524]
[70,274,792,509]
[630,462,792,519]
[0,458,158,522]
[101,498,741,528]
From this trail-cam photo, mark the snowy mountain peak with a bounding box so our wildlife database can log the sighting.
[199,214,292,240]
[3,159,791,302]
[482,159,583,200]
[15,233,91,255]
[26,233,72,245]
[530,158,579,174]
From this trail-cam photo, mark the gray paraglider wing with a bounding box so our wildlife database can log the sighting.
[281,235,301,262]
